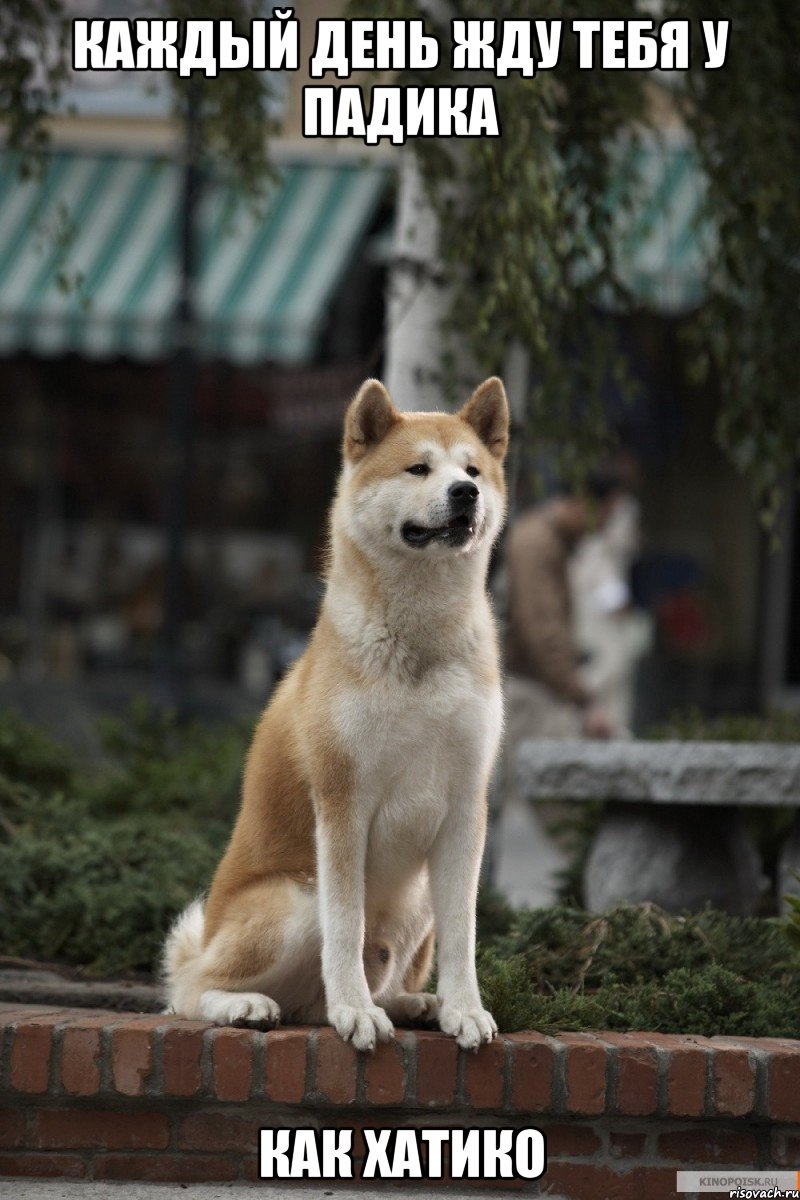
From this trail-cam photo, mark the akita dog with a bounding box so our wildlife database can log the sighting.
[163,376,509,1051]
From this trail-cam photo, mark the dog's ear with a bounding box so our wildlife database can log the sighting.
[344,379,400,462]
[459,377,509,460]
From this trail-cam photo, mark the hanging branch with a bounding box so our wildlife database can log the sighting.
[356,0,800,518]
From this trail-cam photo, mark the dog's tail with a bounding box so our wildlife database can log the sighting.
[161,898,206,1015]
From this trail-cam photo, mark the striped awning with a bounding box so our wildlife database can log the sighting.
[610,132,712,313]
[0,152,388,363]
[566,130,711,313]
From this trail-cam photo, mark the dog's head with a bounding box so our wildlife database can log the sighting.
[336,377,509,562]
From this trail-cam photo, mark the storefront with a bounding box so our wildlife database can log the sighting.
[0,149,391,684]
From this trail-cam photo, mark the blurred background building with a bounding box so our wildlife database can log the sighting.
[0,0,396,720]
[0,0,796,730]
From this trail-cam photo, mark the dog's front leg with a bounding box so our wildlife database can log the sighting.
[428,794,497,1050]
[316,809,394,1051]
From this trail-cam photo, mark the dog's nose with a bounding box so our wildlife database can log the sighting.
[448,480,479,508]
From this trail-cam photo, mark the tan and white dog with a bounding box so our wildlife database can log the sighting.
[163,376,509,1051]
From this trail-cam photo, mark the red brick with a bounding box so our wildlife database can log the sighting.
[243,1144,347,1185]
[602,1034,658,1116]
[94,1154,239,1183]
[713,1048,755,1117]
[9,1016,66,1093]
[177,1111,257,1153]
[264,1028,308,1103]
[4,1003,76,1015]
[315,1028,358,1104]
[641,1166,682,1200]
[363,1035,407,1105]
[712,1035,784,1051]
[31,1108,169,1151]
[618,1051,657,1113]
[442,1173,525,1192]
[61,1012,121,1032]
[546,1166,671,1200]
[211,1027,254,1102]
[60,1026,103,1097]
[508,1033,555,1113]
[771,1128,800,1166]
[111,1024,155,1096]
[769,1048,800,1122]
[658,1127,758,1165]
[640,1031,712,1118]
[415,1032,458,1106]
[609,1131,647,1159]
[105,1010,169,1022]
[539,1122,601,1158]
[0,1006,65,1025]
[542,1162,639,1200]
[242,1155,261,1183]
[162,1022,208,1097]
[429,1150,526,1192]
[666,1045,708,1117]
[543,1164,678,1200]
[562,1033,606,1116]
[0,1152,86,1178]
[0,1106,25,1148]
[307,1116,376,1161]
[463,1036,505,1110]
[332,1117,407,1162]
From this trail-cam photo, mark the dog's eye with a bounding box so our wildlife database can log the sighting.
[406,463,430,476]
[466,465,480,478]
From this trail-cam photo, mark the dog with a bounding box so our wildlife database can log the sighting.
[163,376,509,1051]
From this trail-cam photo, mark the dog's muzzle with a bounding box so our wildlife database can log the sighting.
[401,482,480,548]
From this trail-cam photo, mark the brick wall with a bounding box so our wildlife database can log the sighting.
[1,1004,799,1197]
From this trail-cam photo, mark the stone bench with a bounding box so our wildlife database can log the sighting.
[516,740,800,914]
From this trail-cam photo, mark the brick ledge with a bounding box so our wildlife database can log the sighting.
[2,1003,800,1195]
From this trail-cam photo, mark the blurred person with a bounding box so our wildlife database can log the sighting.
[570,489,653,733]
[489,469,628,908]
[504,468,627,743]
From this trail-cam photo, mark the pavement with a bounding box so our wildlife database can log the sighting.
[0,1183,553,1199]
[493,795,566,909]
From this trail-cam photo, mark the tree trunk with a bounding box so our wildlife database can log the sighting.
[383,152,452,412]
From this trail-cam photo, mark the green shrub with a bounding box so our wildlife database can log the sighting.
[785,873,800,953]
[0,701,246,975]
[478,958,800,1040]
[648,706,800,743]
[89,697,248,820]
[475,902,800,1037]
[0,811,226,974]
[0,707,74,791]
[493,903,795,990]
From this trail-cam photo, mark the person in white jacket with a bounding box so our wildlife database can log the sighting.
[570,491,652,734]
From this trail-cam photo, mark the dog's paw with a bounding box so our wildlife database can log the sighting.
[384,992,440,1025]
[329,1003,394,1051]
[438,1002,497,1051]
[199,989,281,1029]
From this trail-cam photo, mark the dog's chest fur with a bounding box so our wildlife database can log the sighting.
[329,593,503,889]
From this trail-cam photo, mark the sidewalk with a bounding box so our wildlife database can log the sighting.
[493,795,567,909]
[1,1183,549,1199]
